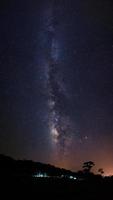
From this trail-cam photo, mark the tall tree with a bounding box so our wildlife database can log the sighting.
[82,161,95,173]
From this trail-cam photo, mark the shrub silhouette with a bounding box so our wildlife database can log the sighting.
[98,168,104,175]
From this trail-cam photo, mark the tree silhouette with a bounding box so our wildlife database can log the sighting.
[82,161,95,173]
[98,168,104,175]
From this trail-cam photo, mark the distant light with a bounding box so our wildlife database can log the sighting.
[69,176,76,180]
[33,172,48,178]
[69,176,73,179]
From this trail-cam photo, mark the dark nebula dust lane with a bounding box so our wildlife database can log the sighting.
[0,0,113,175]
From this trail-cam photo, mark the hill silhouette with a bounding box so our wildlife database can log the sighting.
[0,154,77,178]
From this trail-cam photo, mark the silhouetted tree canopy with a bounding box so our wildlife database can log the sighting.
[82,161,95,173]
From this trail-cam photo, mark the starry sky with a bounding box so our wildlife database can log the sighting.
[0,0,113,175]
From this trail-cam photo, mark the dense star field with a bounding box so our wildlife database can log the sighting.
[0,0,113,175]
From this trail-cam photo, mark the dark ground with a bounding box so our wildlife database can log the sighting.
[1,175,113,199]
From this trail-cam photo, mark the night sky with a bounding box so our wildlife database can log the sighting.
[0,0,113,175]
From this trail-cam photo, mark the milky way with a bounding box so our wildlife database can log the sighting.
[0,0,113,175]
[42,1,74,156]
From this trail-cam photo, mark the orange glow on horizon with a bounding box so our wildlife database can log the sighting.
[103,168,113,176]
[52,157,113,177]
